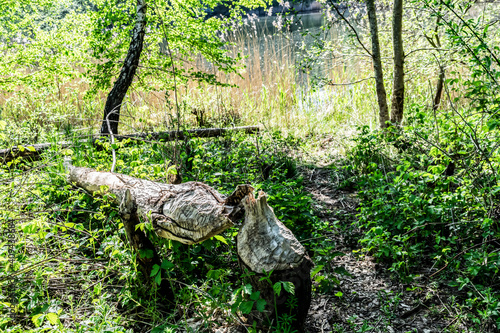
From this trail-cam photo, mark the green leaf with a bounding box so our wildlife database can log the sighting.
[207,269,223,280]
[311,265,323,278]
[335,291,343,297]
[213,235,228,245]
[256,299,267,312]
[243,283,252,295]
[273,282,282,296]
[32,314,44,327]
[46,312,58,325]
[154,270,162,285]
[334,266,353,277]
[250,291,260,301]
[139,249,154,259]
[282,281,295,295]
[161,259,174,270]
[150,264,160,277]
[239,301,254,314]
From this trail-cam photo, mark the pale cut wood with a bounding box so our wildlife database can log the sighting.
[237,190,313,330]
[0,126,260,163]
[237,191,309,272]
[66,160,253,245]
[66,161,312,329]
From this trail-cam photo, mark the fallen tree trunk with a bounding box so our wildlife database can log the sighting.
[66,163,312,329]
[238,191,313,331]
[0,126,260,164]
[65,160,253,244]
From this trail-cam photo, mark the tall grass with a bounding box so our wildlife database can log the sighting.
[0,8,468,147]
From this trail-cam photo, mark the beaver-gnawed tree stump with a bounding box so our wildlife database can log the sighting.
[237,191,313,331]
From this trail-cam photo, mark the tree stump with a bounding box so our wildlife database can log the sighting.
[119,189,173,300]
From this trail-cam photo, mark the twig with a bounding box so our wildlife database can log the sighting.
[429,238,499,278]
[328,1,372,57]
[325,76,375,86]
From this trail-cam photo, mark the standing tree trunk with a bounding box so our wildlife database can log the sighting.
[433,64,445,111]
[100,0,147,136]
[119,189,174,300]
[366,0,390,129]
[390,0,405,125]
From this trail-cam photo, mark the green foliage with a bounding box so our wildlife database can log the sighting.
[0,129,331,332]
[349,117,500,327]
[342,5,500,328]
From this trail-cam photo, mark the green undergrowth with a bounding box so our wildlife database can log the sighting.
[0,130,341,332]
[343,106,500,330]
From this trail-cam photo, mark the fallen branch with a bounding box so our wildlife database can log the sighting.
[0,126,260,163]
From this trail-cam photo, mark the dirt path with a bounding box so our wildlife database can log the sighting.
[302,167,462,333]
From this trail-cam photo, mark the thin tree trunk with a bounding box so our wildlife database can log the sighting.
[100,0,147,136]
[433,65,445,111]
[366,0,390,128]
[390,0,405,125]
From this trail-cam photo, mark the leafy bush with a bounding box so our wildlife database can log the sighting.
[349,117,500,328]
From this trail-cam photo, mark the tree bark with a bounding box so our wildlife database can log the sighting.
[65,160,253,244]
[366,0,390,129]
[65,162,313,328]
[119,189,173,299]
[433,64,445,111]
[100,0,147,136]
[237,191,313,331]
[390,0,405,125]
[366,0,389,128]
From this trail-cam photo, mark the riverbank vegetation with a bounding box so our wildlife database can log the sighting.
[1,0,499,332]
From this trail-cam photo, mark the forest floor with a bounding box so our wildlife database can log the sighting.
[300,165,468,333]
